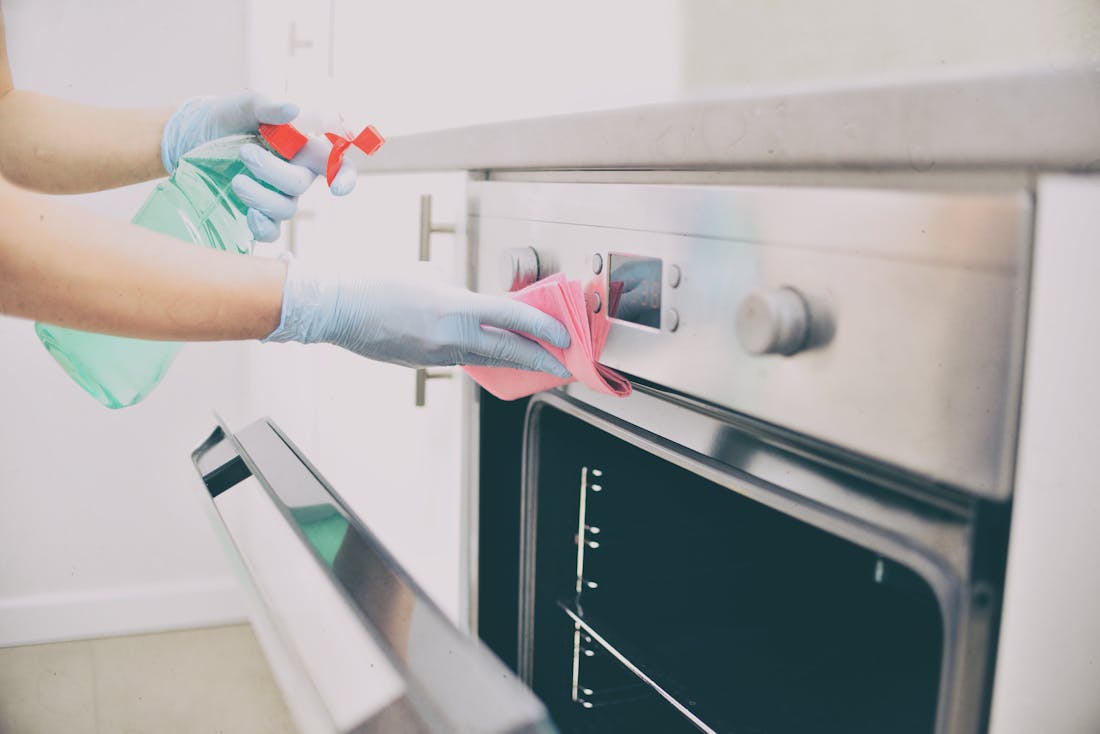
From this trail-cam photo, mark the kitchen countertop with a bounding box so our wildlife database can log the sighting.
[352,64,1100,174]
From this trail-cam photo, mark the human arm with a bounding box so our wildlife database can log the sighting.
[0,9,169,193]
[266,258,572,375]
[0,172,286,339]
[0,10,352,239]
[0,171,570,375]
[0,82,170,194]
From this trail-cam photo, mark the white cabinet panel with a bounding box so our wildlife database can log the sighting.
[329,0,681,135]
[988,176,1100,734]
[248,0,336,110]
[250,172,468,621]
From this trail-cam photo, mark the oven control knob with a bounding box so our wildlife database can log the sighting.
[500,247,540,292]
[736,287,811,356]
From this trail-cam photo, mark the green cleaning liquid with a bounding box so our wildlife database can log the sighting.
[35,134,273,409]
[35,122,383,409]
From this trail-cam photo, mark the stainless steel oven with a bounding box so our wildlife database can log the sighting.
[469,180,1029,734]
[193,179,1029,734]
[192,417,555,734]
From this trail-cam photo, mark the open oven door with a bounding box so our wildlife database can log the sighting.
[191,416,556,734]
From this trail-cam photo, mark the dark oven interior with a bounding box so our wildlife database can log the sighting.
[479,391,950,734]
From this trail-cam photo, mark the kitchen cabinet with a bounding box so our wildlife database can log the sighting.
[245,0,470,620]
[305,172,469,624]
[244,170,469,622]
[246,0,333,112]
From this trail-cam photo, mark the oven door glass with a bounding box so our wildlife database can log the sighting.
[519,400,944,734]
[192,417,556,734]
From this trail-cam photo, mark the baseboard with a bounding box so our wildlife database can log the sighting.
[0,579,247,648]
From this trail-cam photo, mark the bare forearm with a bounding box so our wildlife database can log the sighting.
[0,9,166,192]
[0,175,285,340]
[0,90,169,193]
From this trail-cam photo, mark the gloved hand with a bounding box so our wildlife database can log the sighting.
[264,257,572,377]
[161,92,357,242]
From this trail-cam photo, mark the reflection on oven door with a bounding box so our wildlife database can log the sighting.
[192,417,556,734]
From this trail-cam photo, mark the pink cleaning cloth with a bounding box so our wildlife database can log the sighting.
[465,273,631,400]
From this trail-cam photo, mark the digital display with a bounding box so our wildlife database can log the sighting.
[608,254,662,329]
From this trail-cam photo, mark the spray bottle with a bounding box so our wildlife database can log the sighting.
[34,122,383,409]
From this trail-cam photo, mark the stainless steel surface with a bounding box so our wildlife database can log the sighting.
[415,367,453,407]
[735,287,811,356]
[500,246,541,292]
[663,307,679,332]
[217,476,408,733]
[193,419,556,734]
[472,180,1030,498]
[518,390,996,734]
[460,376,481,636]
[353,65,1100,174]
[418,194,456,262]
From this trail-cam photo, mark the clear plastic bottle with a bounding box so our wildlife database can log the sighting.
[34,134,263,408]
[34,124,382,409]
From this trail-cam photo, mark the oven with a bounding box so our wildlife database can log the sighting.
[470,180,1029,734]
[192,179,1029,734]
[192,416,557,734]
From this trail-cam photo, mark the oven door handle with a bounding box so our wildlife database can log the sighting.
[192,416,555,734]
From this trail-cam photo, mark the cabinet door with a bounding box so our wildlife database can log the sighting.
[242,0,338,459]
[302,172,469,623]
[194,417,553,734]
[247,0,469,622]
[247,0,334,111]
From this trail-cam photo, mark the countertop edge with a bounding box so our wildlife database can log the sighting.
[351,64,1100,174]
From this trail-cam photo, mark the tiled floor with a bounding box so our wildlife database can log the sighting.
[0,624,297,734]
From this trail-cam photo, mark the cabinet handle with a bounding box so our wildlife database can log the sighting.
[415,368,453,407]
[288,21,314,56]
[418,195,456,262]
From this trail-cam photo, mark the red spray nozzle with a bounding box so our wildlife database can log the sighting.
[258,122,385,188]
[324,126,384,186]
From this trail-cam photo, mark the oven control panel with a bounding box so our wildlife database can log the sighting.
[470,180,1030,499]
[503,244,815,352]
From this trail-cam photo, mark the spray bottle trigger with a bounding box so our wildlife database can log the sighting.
[323,125,385,186]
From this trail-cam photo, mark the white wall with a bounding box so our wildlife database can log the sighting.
[678,0,1100,91]
[309,0,1099,136]
[300,0,683,135]
[0,0,252,646]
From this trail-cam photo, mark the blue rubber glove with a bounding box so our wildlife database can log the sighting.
[264,257,572,377]
[161,92,358,242]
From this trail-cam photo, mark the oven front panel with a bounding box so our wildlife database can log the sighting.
[470,181,1030,499]
[507,392,1002,734]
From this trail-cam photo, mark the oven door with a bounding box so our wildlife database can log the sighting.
[191,416,555,734]
[487,387,1005,734]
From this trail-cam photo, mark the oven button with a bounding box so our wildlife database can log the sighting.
[667,264,682,288]
[591,253,604,275]
[665,308,680,332]
[736,287,810,356]
[500,246,540,291]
